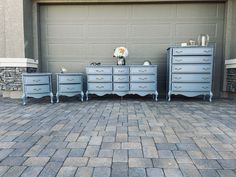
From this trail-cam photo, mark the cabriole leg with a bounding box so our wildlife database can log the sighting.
[50,92,54,104]
[168,91,171,102]
[22,94,26,105]
[155,91,158,101]
[209,91,213,102]
[86,91,89,101]
[56,92,59,103]
[81,91,84,102]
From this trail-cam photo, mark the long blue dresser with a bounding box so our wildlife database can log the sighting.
[86,65,158,101]
[167,47,213,102]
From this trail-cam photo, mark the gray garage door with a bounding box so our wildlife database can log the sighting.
[40,3,225,96]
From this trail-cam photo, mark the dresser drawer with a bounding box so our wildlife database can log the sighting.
[172,74,211,82]
[59,84,82,92]
[173,48,213,56]
[130,67,156,74]
[172,64,211,73]
[114,83,129,91]
[130,75,156,82]
[113,67,129,74]
[87,75,112,82]
[88,83,112,91]
[59,75,82,84]
[113,75,129,82]
[86,67,112,74]
[172,56,212,64]
[24,76,49,85]
[25,85,50,94]
[130,83,156,91]
[172,83,211,91]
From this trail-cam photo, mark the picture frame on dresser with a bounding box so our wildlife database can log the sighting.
[167,47,214,102]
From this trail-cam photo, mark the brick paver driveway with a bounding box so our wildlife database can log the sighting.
[0,97,236,177]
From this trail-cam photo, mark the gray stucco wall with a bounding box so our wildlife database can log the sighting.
[0,0,25,58]
[23,0,34,59]
[231,1,236,58]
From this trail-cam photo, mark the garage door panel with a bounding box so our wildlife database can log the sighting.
[47,24,84,38]
[176,24,217,37]
[48,44,87,57]
[130,44,169,57]
[48,61,87,73]
[177,4,218,18]
[88,44,124,57]
[88,25,127,38]
[130,24,171,38]
[132,4,175,19]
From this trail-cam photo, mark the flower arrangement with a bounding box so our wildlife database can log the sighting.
[113,47,128,65]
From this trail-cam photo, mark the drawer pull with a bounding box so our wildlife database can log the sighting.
[175,59,183,62]
[174,68,182,71]
[118,70,125,73]
[138,86,147,89]
[118,78,125,80]
[203,50,211,53]
[202,68,210,71]
[176,50,183,54]
[66,78,74,81]
[118,86,125,89]
[174,77,182,80]
[202,77,209,80]
[203,58,210,62]
[95,69,104,73]
[138,69,147,73]
[33,79,41,83]
[96,86,104,89]
[96,77,104,80]
[138,77,148,80]
[202,86,209,89]
[33,88,42,91]
[66,87,75,90]
[174,86,182,89]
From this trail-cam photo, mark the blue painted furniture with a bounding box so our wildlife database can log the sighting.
[22,73,53,105]
[56,73,84,102]
[86,65,158,101]
[167,47,213,102]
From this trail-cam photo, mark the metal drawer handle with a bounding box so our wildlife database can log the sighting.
[138,77,148,80]
[118,70,125,73]
[67,78,74,81]
[174,77,182,80]
[118,86,125,89]
[174,86,182,89]
[202,68,210,71]
[175,59,183,62]
[33,79,41,83]
[202,77,209,80]
[203,50,211,53]
[203,58,210,62]
[33,88,42,91]
[174,68,182,71]
[67,87,75,90]
[96,86,104,89]
[138,86,147,89]
[202,86,209,89]
[96,77,104,80]
[118,77,125,80]
[138,69,147,72]
[176,50,183,53]
[95,70,104,73]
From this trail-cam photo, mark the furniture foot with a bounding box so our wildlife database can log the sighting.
[86,91,88,101]
[168,91,171,101]
[56,92,59,103]
[22,94,26,105]
[81,91,84,102]
[155,91,158,101]
[209,91,213,102]
[50,92,54,104]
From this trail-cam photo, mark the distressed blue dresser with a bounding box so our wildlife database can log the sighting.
[86,65,158,101]
[22,73,53,105]
[167,47,213,102]
[56,73,84,102]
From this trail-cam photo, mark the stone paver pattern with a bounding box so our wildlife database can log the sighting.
[0,97,236,177]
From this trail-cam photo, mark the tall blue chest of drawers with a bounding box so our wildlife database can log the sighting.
[86,65,158,101]
[167,47,213,102]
